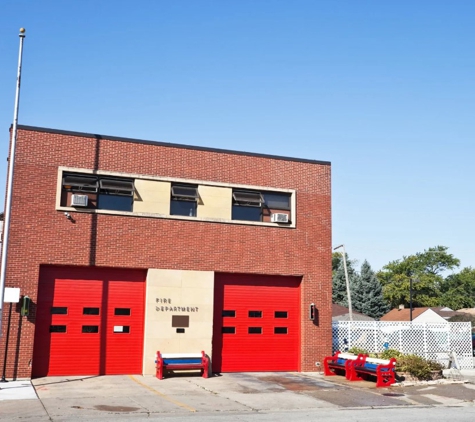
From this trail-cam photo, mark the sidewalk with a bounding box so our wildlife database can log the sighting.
[0,371,474,421]
[0,380,38,400]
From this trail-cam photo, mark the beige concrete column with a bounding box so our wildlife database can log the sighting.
[143,269,214,375]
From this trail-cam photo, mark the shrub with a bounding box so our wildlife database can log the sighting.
[396,354,444,380]
[379,349,404,359]
[347,347,368,355]
[344,347,443,380]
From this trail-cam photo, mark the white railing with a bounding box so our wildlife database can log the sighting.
[332,321,474,370]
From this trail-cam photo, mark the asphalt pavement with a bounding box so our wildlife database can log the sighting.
[1,370,474,421]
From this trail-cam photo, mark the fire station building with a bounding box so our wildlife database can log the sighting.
[0,125,332,379]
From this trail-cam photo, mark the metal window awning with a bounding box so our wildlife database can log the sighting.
[171,185,199,199]
[233,191,263,205]
[99,179,134,194]
[63,175,98,190]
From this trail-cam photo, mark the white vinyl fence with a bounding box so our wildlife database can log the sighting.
[332,321,474,370]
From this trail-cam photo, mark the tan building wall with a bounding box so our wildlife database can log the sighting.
[197,185,232,219]
[133,179,171,214]
[142,269,215,375]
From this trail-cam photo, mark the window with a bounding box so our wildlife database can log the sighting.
[114,308,131,316]
[50,325,67,333]
[248,327,262,334]
[232,189,291,222]
[222,327,236,334]
[98,178,134,212]
[170,184,198,217]
[222,310,236,317]
[248,311,262,318]
[83,307,100,315]
[232,190,263,222]
[263,193,291,210]
[275,311,288,318]
[51,307,68,314]
[232,205,261,222]
[62,172,134,212]
[274,327,288,334]
[82,325,99,333]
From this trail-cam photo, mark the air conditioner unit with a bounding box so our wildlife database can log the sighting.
[271,213,289,223]
[70,194,88,207]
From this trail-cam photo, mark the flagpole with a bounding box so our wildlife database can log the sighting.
[0,28,26,331]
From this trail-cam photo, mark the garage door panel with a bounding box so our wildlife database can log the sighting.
[33,266,146,377]
[213,273,301,373]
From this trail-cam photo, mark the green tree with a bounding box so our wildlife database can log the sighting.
[439,267,475,310]
[354,260,389,319]
[377,246,460,309]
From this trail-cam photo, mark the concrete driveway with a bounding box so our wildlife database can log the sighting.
[1,371,474,421]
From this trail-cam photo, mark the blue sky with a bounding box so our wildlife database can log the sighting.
[1,1,474,272]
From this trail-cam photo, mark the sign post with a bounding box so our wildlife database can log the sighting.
[1,287,20,383]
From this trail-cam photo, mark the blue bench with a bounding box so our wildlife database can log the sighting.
[156,351,210,380]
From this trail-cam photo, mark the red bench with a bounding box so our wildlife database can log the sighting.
[348,355,396,388]
[156,351,210,380]
[323,351,359,379]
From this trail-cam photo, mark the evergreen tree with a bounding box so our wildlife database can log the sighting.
[332,254,359,307]
[350,272,365,314]
[358,260,389,318]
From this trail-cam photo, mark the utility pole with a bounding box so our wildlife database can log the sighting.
[0,28,26,332]
[334,244,353,321]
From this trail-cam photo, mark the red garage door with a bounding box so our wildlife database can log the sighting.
[32,266,146,377]
[212,273,301,372]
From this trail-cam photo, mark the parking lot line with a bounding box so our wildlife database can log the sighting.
[127,375,196,412]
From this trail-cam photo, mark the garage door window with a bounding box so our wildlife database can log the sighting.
[83,307,100,315]
[82,325,99,333]
[50,325,66,333]
[51,307,67,314]
[248,311,262,318]
[274,327,288,334]
[222,327,236,334]
[248,327,262,334]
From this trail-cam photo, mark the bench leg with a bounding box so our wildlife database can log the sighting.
[348,371,364,382]
[323,358,337,376]
[202,358,209,378]
[157,364,164,380]
[376,371,395,388]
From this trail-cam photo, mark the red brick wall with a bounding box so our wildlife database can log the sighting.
[0,127,332,378]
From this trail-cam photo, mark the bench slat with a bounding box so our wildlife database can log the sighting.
[365,357,391,365]
[336,353,358,360]
[163,358,202,365]
[160,353,202,358]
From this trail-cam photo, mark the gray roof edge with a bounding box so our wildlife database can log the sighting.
[15,124,331,166]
